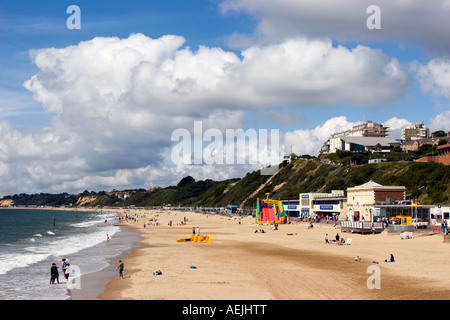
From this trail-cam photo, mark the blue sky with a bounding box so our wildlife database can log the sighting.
[0,0,449,195]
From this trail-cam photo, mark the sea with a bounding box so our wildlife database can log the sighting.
[0,208,141,300]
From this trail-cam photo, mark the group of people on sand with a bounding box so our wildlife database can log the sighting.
[50,258,70,285]
[324,233,346,245]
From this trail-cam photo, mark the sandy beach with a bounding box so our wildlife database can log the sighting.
[97,209,450,300]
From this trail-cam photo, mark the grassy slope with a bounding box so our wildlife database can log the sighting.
[72,161,450,208]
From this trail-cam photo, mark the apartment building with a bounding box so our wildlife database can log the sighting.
[402,123,429,140]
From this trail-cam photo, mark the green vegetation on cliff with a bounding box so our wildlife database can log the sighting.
[2,160,449,208]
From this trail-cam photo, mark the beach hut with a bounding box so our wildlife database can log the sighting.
[226,205,240,215]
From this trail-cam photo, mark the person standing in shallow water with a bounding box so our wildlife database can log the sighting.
[50,263,59,285]
[64,263,70,282]
[61,258,67,281]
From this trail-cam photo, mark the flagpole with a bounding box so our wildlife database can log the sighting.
[415,200,417,220]
[412,200,418,220]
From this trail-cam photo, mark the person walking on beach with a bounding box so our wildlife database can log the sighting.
[50,263,59,285]
[117,260,124,278]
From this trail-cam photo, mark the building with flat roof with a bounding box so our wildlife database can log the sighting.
[333,121,389,139]
[402,123,429,140]
[323,121,390,154]
[375,203,432,222]
[331,136,399,153]
[312,192,347,219]
[343,136,399,153]
[299,190,347,219]
[431,204,450,224]
[282,199,300,217]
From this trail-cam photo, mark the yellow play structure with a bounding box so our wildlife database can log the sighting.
[392,215,412,226]
[177,234,211,243]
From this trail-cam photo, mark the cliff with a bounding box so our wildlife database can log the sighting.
[2,160,449,208]
[76,160,450,207]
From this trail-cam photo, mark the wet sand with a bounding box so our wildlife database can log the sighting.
[68,221,143,300]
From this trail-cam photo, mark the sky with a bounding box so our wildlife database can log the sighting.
[0,0,450,196]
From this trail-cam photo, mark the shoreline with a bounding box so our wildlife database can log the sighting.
[0,206,130,300]
[68,220,143,300]
[97,208,450,300]
[0,206,143,300]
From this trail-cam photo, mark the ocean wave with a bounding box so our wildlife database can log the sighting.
[70,212,118,228]
[70,220,104,228]
[0,252,51,275]
[52,227,120,257]
[0,223,120,276]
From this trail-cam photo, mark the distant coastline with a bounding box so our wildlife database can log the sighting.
[1,160,449,211]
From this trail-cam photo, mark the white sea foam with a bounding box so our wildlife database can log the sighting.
[70,212,117,228]
[0,223,119,276]
[49,228,120,262]
[0,210,126,299]
[0,252,52,275]
[70,220,103,228]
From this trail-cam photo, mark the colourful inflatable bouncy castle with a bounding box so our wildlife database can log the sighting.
[256,193,288,225]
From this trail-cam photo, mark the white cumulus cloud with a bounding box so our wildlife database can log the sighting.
[414,59,450,99]
[383,117,411,139]
[282,116,355,156]
[0,33,411,195]
[429,111,450,133]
